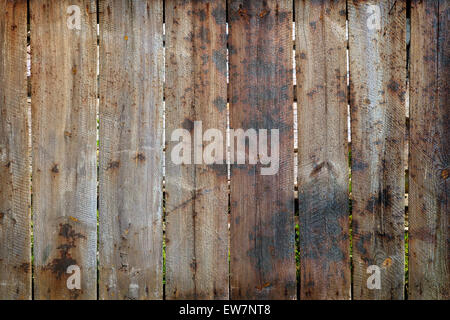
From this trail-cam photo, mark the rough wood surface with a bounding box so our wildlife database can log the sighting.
[228,0,296,299]
[348,0,406,299]
[31,0,98,299]
[165,0,229,299]
[0,0,31,300]
[409,0,449,300]
[98,0,164,300]
[295,0,350,300]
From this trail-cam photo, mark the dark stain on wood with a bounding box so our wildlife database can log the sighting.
[51,164,59,173]
[134,152,146,162]
[45,224,85,279]
[106,160,120,170]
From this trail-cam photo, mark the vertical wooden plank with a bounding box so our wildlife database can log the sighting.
[165,0,228,299]
[409,0,449,300]
[228,0,296,299]
[348,0,406,299]
[295,0,350,300]
[0,0,31,300]
[99,0,164,300]
[31,0,97,299]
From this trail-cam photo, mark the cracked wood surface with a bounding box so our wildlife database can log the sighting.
[0,0,30,300]
[228,0,296,299]
[31,0,98,299]
[348,0,406,300]
[409,0,449,300]
[98,0,164,300]
[165,0,229,300]
[295,0,351,300]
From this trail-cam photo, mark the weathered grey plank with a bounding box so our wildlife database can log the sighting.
[0,0,31,300]
[228,0,296,299]
[31,0,98,299]
[98,0,164,300]
[295,0,351,300]
[165,0,229,299]
[409,0,449,300]
[348,0,406,299]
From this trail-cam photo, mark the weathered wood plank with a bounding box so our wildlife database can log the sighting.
[409,0,449,300]
[98,0,164,300]
[348,0,406,299]
[0,0,31,300]
[31,0,98,299]
[165,0,228,299]
[228,0,296,299]
[295,0,350,300]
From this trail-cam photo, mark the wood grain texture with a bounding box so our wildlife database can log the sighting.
[348,0,406,299]
[228,0,296,299]
[295,0,350,300]
[0,0,31,300]
[165,0,229,299]
[409,0,449,300]
[98,0,164,300]
[31,0,97,299]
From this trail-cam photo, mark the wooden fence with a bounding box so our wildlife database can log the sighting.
[0,0,448,300]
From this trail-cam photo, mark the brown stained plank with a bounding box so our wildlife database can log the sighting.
[228,0,296,299]
[165,0,228,299]
[409,0,449,300]
[295,0,350,300]
[31,0,97,299]
[98,0,164,300]
[0,0,31,300]
[348,0,406,299]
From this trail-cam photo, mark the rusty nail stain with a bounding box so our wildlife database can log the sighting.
[382,257,392,267]
[238,8,250,23]
[51,164,59,173]
[442,169,448,180]
[19,262,30,273]
[256,282,271,290]
[259,9,269,18]
[107,160,120,170]
[135,153,146,161]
